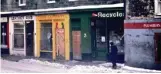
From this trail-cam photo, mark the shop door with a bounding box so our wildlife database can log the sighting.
[13,22,25,50]
[56,25,65,60]
[155,33,161,63]
[25,21,34,56]
[71,19,81,60]
[1,22,9,54]
[91,19,107,61]
[40,23,52,59]
[72,31,81,60]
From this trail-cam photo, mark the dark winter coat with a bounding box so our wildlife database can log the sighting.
[110,45,118,61]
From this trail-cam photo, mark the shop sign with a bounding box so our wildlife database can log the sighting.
[1,17,7,22]
[92,12,124,18]
[11,15,33,21]
[125,22,161,29]
[143,24,161,28]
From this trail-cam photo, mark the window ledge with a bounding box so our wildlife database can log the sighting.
[47,1,56,3]
[19,4,26,6]
[155,13,161,16]
[69,0,78,1]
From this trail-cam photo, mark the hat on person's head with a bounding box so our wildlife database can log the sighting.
[110,42,114,45]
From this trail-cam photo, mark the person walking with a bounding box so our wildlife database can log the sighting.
[110,42,118,69]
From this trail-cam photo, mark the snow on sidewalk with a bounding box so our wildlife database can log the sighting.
[1,58,161,73]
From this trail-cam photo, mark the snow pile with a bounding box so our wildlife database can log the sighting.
[67,65,129,73]
[1,58,161,73]
[68,65,109,73]
[122,66,161,73]
[19,59,67,69]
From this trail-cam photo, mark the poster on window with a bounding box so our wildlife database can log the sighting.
[56,29,65,58]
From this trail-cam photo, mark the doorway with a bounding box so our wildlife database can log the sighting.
[13,22,25,50]
[1,22,9,54]
[40,23,53,59]
[71,18,82,60]
[25,21,34,56]
[155,33,161,63]
[91,18,108,61]
[91,18,124,61]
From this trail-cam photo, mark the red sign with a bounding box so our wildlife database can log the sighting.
[125,22,161,29]
[92,13,98,17]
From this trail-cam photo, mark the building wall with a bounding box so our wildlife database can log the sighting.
[9,15,36,56]
[70,12,92,60]
[1,0,123,12]
[125,0,161,69]
[124,19,161,69]
[36,14,70,60]
[70,8,124,60]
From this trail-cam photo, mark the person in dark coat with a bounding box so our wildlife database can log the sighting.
[110,42,118,69]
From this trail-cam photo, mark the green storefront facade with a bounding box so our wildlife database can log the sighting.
[69,8,125,61]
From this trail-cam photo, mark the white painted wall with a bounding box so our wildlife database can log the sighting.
[9,15,36,56]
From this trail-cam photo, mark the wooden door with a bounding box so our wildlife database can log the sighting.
[72,31,81,60]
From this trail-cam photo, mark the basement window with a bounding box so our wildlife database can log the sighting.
[19,0,26,6]
[155,0,161,15]
[47,0,56,3]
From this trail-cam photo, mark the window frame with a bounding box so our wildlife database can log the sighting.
[19,0,26,6]
[47,0,56,3]
[155,0,161,15]
[68,0,78,1]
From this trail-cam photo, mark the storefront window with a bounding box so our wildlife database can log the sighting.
[14,23,24,48]
[109,31,124,54]
[40,23,52,51]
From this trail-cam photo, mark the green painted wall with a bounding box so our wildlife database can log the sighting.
[69,8,124,60]
[70,12,92,54]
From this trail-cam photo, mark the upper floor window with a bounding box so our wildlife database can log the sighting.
[19,0,26,6]
[47,0,56,3]
[68,0,78,1]
[155,0,161,15]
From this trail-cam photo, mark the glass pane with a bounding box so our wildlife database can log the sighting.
[40,23,52,51]
[160,4,161,13]
[109,31,124,54]
[14,34,24,48]
[14,29,24,34]
[20,0,24,4]
[49,0,54,1]
[96,28,107,49]
[95,20,107,50]
[14,23,24,29]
